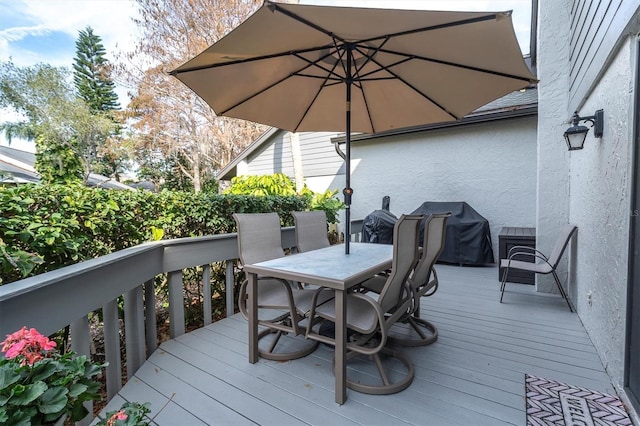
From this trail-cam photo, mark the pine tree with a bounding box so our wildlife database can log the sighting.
[72,27,129,179]
[73,26,120,112]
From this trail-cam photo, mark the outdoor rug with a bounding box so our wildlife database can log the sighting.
[525,374,633,425]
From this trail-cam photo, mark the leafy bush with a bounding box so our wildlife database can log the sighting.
[224,173,344,223]
[0,184,309,284]
[224,173,298,196]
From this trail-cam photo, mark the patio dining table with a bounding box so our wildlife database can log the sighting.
[242,242,394,404]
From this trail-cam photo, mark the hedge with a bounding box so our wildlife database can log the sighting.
[0,184,309,284]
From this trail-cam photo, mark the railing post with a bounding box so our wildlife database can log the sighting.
[226,260,235,318]
[102,299,122,400]
[202,264,212,325]
[70,315,92,426]
[167,270,185,338]
[124,286,146,378]
[144,279,157,356]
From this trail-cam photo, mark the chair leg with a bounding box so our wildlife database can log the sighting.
[257,328,319,361]
[388,316,438,346]
[338,347,415,395]
[499,266,510,303]
[552,271,574,312]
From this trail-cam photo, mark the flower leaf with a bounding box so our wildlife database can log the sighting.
[38,386,68,414]
[0,365,21,391]
[11,381,47,405]
[68,383,88,398]
[30,361,57,382]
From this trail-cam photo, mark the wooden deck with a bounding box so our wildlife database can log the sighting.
[97,265,614,425]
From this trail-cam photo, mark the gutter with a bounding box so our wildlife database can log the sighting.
[331,103,538,145]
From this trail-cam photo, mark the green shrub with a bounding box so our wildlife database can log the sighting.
[0,184,309,284]
[224,173,344,224]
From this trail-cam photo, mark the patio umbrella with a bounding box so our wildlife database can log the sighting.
[170,0,537,253]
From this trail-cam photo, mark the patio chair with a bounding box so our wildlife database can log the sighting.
[305,214,423,395]
[360,212,451,346]
[499,224,577,312]
[292,210,331,253]
[234,212,322,361]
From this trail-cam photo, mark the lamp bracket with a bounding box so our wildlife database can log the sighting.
[570,109,604,138]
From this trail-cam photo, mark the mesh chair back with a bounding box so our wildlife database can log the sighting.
[548,225,578,268]
[292,211,331,253]
[411,213,450,287]
[378,214,423,313]
[233,213,285,265]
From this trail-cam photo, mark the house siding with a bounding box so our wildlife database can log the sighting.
[245,130,345,187]
[569,0,640,112]
[246,131,291,176]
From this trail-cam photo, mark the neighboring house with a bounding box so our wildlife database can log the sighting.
[0,145,133,190]
[535,0,640,418]
[217,87,538,253]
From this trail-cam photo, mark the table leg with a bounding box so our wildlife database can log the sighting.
[248,273,258,363]
[335,288,347,404]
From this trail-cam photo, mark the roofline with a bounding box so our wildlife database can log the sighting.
[217,127,282,181]
[331,103,537,144]
[0,145,134,190]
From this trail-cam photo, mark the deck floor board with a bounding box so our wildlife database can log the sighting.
[98,264,614,425]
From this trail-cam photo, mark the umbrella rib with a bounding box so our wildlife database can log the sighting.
[269,1,349,44]
[355,83,376,134]
[353,38,390,77]
[374,47,535,83]
[292,47,347,82]
[170,44,335,75]
[218,60,320,116]
[365,55,460,120]
[269,1,502,55]
[350,42,390,134]
[355,13,502,46]
[292,55,343,132]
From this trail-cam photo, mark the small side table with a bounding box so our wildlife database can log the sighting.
[498,227,536,284]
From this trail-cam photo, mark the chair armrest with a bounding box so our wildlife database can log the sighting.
[504,252,553,269]
[507,245,537,256]
[348,292,387,355]
[507,247,549,262]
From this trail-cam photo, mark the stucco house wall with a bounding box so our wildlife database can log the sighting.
[348,115,538,254]
[536,0,640,416]
[569,38,633,393]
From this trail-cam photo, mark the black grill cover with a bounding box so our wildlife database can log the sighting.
[361,209,397,244]
[410,202,494,265]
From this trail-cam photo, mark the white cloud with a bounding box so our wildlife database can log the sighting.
[0,0,140,67]
[0,25,51,42]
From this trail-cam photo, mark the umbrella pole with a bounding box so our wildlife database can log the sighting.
[344,46,353,254]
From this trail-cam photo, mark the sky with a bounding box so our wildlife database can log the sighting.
[0,0,532,152]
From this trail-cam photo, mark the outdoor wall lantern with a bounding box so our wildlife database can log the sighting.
[563,109,604,151]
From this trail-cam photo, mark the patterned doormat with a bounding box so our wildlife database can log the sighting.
[525,374,633,425]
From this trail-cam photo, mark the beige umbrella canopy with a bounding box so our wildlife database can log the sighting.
[171,0,537,253]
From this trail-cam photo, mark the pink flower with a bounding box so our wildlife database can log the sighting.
[1,326,57,365]
[106,409,128,425]
[4,340,27,359]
